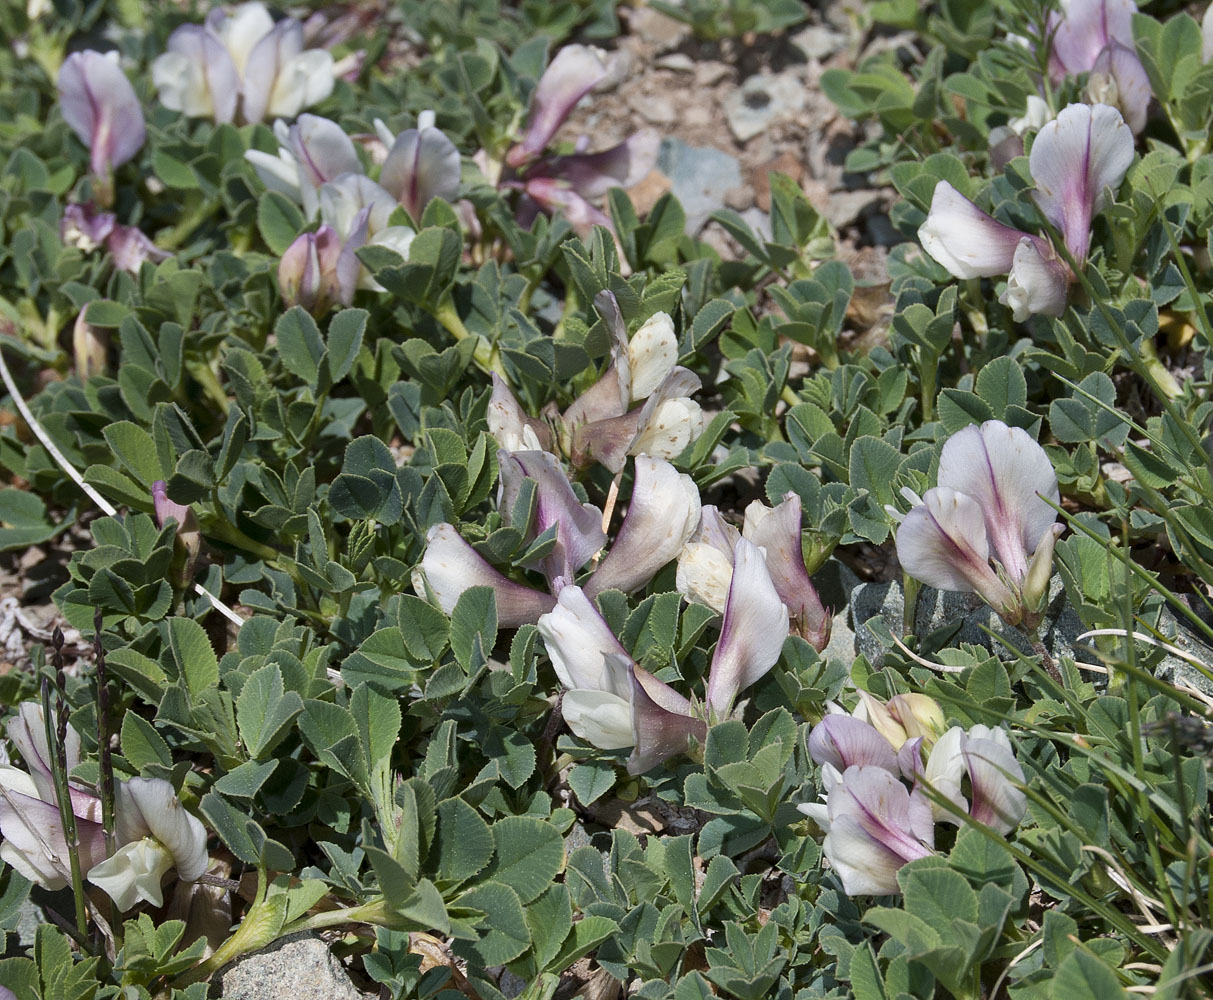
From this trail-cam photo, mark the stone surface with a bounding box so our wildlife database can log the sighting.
[723,73,807,143]
[790,24,848,62]
[657,138,742,234]
[216,932,368,1000]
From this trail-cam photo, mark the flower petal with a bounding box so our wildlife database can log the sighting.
[705,538,789,718]
[918,181,1028,279]
[416,523,556,627]
[1048,0,1136,77]
[586,456,701,596]
[380,123,462,220]
[120,777,210,882]
[87,837,175,910]
[963,731,1027,835]
[999,236,1070,321]
[58,51,146,176]
[626,311,677,402]
[507,45,610,167]
[627,666,706,775]
[537,586,627,691]
[675,541,734,614]
[267,50,335,121]
[487,374,551,453]
[1089,41,1151,136]
[550,129,661,200]
[561,689,633,750]
[807,715,900,774]
[1030,102,1134,263]
[937,420,1060,584]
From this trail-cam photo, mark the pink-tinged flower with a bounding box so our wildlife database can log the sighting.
[73,309,107,379]
[894,420,1062,626]
[154,480,201,585]
[497,449,605,592]
[316,173,415,292]
[677,495,830,651]
[414,523,556,627]
[585,455,700,596]
[57,50,146,186]
[486,374,553,453]
[537,589,706,773]
[0,704,208,909]
[377,111,462,221]
[277,225,354,313]
[60,203,171,274]
[798,764,935,896]
[246,115,361,219]
[562,295,703,472]
[918,104,1133,320]
[807,713,900,776]
[901,725,1027,834]
[507,46,611,169]
[703,538,789,719]
[1046,0,1150,133]
[153,1,334,125]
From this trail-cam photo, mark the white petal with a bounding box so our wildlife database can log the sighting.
[1030,102,1134,263]
[937,420,1060,583]
[587,456,701,596]
[537,586,627,691]
[267,50,335,119]
[219,1,275,76]
[87,838,175,910]
[245,149,303,202]
[999,237,1070,321]
[121,777,209,882]
[921,726,969,824]
[627,312,677,402]
[918,181,1027,278]
[561,690,634,750]
[630,398,703,460]
[963,731,1027,835]
[675,541,733,614]
[705,538,789,718]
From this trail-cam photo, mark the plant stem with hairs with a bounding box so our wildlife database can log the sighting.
[94,608,121,951]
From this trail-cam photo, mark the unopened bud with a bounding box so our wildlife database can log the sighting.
[73,310,108,378]
[887,693,946,749]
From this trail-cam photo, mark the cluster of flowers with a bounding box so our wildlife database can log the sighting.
[800,693,1027,895]
[414,295,833,772]
[916,0,1170,319]
[0,703,207,911]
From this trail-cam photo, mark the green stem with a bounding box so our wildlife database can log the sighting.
[41,679,89,943]
[431,294,507,380]
[158,198,219,252]
[918,350,938,423]
[185,361,231,415]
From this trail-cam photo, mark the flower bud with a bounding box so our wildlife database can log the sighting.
[886,694,947,749]
[278,226,346,314]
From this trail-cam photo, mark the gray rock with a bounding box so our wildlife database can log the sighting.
[819,189,882,230]
[657,138,742,235]
[791,24,848,62]
[739,207,773,241]
[723,73,806,143]
[217,932,369,1000]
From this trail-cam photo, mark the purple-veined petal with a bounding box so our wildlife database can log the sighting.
[1089,41,1151,136]
[822,765,934,895]
[6,702,80,803]
[808,714,900,774]
[380,123,462,220]
[0,777,108,888]
[937,420,1060,584]
[1047,0,1136,78]
[1030,102,1134,264]
[487,373,551,453]
[999,236,1071,321]
[267,49,335,120]
[415,523,556,627]
[507,45,610,167]
[549,129,661,200]
[586,456,701,596]
[58,50,146,177]
[894,486,1016,612]
[284,114,361,216]
[537,586,627,691]
[498,450,605,589]
[105,224,171,273]
[627,663,706,775]
[705,538,789,718]
[743,492,830,650]
[562,289,632,434]
[918,181,1028,279]
[963,727,1027,834]
[523,176,614,238]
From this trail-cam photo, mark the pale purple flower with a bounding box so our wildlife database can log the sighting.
[585,456,700,596]
[58,50,146,183]
[506,46,611,169]
[486,373,552,453]
[537,588,706,774]
[497,449,605,592]
[1046,0,1150,133]
[277,225,355,312]
[703,538,790,719]
[61,203,170,274]
[919,103,1134,320]
[798,764,935,896]
[153,1,334,125]
[246,115,362,219]
[894,420,1062,626]
[377,112,462,221]
[807,713,900,776]
[315,173,415,292]
[414,523,556,627]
